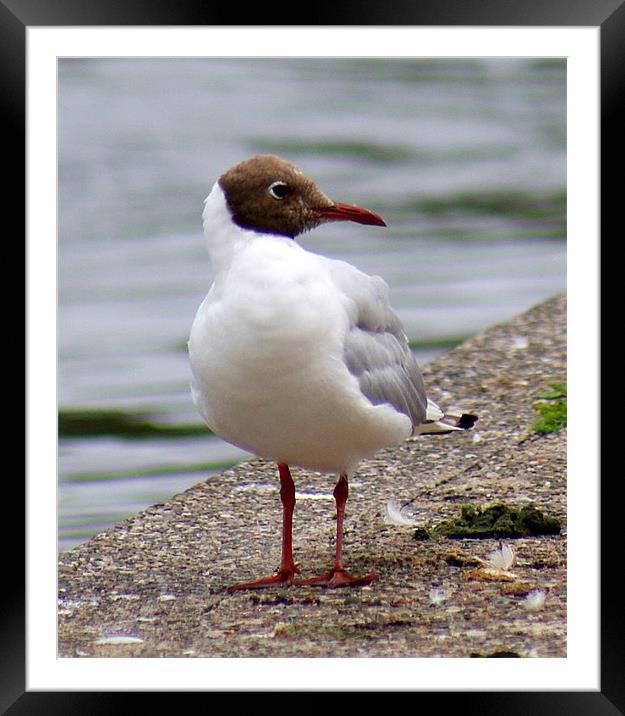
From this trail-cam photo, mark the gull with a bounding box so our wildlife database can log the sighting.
[188,154,477,590]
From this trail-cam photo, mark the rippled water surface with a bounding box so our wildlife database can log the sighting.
[58,58,566,549]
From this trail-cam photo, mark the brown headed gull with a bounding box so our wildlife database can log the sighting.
[188,154,477,590]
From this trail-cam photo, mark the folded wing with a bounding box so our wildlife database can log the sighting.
[329,261,428,432]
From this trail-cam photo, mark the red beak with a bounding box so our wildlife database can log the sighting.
[317,202,387,227]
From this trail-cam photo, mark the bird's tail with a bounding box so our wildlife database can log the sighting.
[416,399,478,435]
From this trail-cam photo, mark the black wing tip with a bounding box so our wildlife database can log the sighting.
[458,413,478,430]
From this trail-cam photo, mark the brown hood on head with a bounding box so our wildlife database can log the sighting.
[218,154,386,238]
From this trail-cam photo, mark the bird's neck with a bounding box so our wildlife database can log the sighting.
[202,183,253,273]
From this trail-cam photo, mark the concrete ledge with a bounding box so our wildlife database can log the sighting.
[58,293,566,658]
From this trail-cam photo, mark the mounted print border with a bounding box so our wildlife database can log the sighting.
[10,0,617,712]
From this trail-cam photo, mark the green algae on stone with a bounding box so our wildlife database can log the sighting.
[412,527,432,541]
[430,503,561,539]
[532,382,567,434]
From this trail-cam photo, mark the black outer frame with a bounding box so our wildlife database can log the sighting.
[9,0,615,711]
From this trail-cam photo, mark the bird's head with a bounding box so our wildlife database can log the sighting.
[218,154,386,238]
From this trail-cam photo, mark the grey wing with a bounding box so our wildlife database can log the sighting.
[331,262,428,431]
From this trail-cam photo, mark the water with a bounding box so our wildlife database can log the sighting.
[58,58,566,550]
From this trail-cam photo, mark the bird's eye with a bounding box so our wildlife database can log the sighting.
[268,181,289,199]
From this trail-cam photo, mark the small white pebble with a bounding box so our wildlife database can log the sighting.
[485,543,515,572]
[384,500,418,527]
[110,594,140,601]
[511,335,529,350]
[429,588,447,606]
[94,635,144,645]
[295,491,334,501]
[524,589,546,610]
[234,483,276,493]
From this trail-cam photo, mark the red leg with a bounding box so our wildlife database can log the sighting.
[296,473,377,588]
[227,463,300,592]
